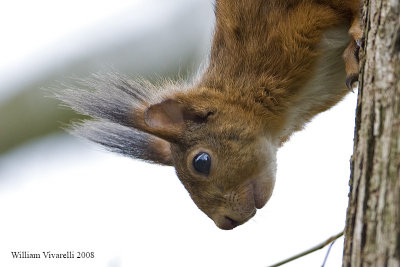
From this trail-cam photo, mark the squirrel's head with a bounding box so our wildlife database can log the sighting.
[58,76,277,230]
[143,89,277,229]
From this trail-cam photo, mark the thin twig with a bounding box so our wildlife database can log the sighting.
[266,231,344,267]
[321,238,337,267]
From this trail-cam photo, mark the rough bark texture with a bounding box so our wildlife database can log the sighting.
[343,0,400,266]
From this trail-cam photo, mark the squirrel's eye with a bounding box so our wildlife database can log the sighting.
[193,152,211,175]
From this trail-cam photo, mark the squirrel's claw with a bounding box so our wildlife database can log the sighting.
[346,74,359,92]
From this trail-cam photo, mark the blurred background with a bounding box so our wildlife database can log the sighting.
[0,0,357,266]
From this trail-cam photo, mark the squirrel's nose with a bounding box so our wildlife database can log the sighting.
[218,216,240,230]
[213,209,257,230]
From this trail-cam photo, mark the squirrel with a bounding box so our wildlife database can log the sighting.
[58,0,362,230]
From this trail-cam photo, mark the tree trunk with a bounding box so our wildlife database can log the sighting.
[343,0,400,266]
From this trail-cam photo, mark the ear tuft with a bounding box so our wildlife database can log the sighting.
[53,73,158,128]
[71,120,172,166]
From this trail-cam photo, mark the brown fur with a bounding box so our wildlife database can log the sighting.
[62,0,362,230]
[133,0,362,229]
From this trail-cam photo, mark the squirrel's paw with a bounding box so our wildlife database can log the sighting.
[343,15,363,91]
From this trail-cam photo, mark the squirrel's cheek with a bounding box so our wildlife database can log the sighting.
[252,173,276,209]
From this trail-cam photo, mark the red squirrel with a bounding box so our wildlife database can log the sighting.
[58,0,362,230]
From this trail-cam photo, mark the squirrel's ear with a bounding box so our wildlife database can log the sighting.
[145,99,186,130]
[143,99,208,142]
[73,120,173,166]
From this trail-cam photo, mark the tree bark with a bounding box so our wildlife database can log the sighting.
[343,0,400,266]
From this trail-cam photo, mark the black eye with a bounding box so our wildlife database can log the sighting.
[193,152,211,175]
